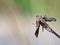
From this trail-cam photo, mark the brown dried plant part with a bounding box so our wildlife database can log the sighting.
[35,15,60,38]
[35,21,40,37]
[35,27,39,37]
[40,21,60,38]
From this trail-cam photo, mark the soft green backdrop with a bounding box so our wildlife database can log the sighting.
[15,0,60,21]
[1,0,60,21]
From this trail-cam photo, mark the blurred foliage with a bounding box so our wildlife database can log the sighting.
[0,0,60,21]
[14,0,31,13]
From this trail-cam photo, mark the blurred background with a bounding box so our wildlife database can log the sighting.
[0,0,60,45]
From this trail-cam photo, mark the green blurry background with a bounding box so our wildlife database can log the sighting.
[0,0,60,21]
[13,0,60,21]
